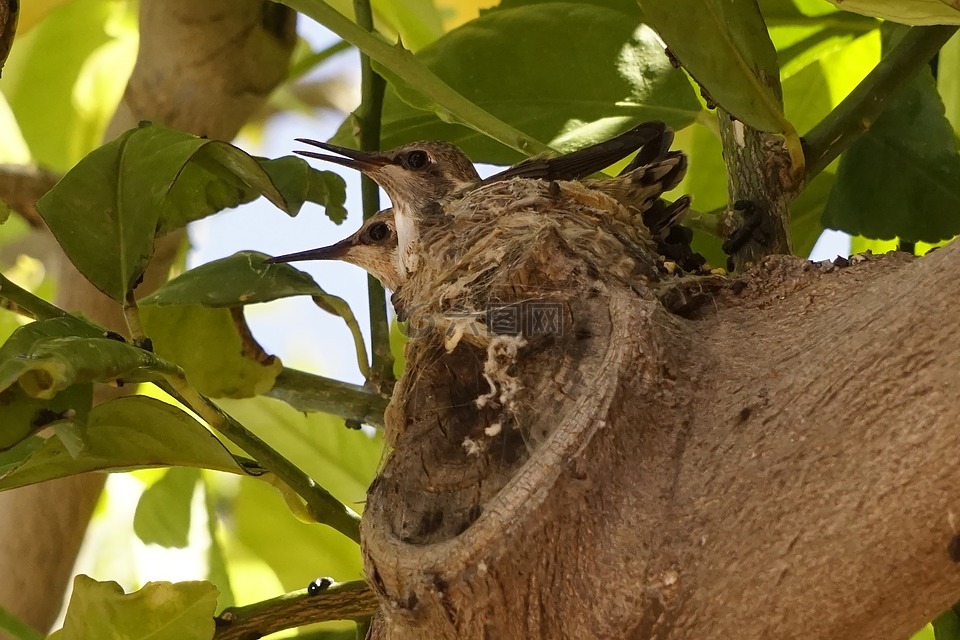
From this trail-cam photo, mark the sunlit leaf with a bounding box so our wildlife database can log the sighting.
[57,575,217,640]
[218,395,383,509]
[140,304,282,399]
[233,478,364,593]
[782,30,880,136]
[203,477,235,609]
[824,0,960,25]
[641,0,788,133]
[372,0,444,50]
[354,2,700,165]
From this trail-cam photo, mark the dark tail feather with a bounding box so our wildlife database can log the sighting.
[619,129,676,175]
[643,195,691,240]
[482,121,669,184]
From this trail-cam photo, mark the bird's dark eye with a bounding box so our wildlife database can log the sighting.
[403,150,429,170]
[366,222,390,242]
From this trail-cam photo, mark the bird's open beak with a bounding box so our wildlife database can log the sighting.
[294,138,390,172]
[266,237,353,264]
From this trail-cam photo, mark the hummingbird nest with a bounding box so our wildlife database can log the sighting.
[393,177,673,450]
[400,177,661,342]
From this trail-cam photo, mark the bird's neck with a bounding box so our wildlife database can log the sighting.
[393,203,421,277]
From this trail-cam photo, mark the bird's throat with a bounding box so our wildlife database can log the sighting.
[394,207,420,276]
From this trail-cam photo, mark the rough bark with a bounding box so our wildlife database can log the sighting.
[0,2,295,636]
[362,225,960,639]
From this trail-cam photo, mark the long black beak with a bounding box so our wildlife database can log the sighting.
[294,138,389,172]
[266,237,352,264]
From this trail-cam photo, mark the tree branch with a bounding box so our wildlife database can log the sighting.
[267,367,388,427]
[804,24,958,181]
[213,580,377,640]
[0,165,59,229]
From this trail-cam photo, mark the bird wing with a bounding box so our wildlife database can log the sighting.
[480,121,670,185]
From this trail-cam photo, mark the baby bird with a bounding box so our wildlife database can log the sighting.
[267,209,401,290]
[293,122,670,277]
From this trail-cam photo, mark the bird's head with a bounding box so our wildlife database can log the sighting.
[294,139,480,216]
[266,209,402,291]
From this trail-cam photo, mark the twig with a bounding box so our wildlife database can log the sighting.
[121,292,362,542]
[155,376,362,542]
[0,165,59,229]
[213,580,377,640]
[353,0,395,391]
[266,367,389,428]
[803,25,959,181]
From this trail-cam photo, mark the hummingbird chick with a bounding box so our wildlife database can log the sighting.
[266,209,402,291]
[294,121,674,278]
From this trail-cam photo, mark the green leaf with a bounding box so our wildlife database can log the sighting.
[0,316,103,452]
[260,156,348,224]
[824,0,960,25]
[57,575,217,640]
[353,2,701,164]
[141,252,370,380]
[0,317,106,449]
[0,384,92,452]
[133,467,200,549]
[641,0,790,134]
[143,251,347,308]
[35,123,347,301]
[216,395,383,589]
[823,33,960,243]
[0,335,168,400]
[140,304,283,398]
[0,396,249,491]
[234,478,365,592]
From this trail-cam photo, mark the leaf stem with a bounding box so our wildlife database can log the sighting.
[276,0,549,156]
[123,290,147,342]
[353,0,396,391]
[803,24,959,181]
[156,375,362,542]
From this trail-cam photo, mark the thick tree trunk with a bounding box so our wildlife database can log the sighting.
[362,209,960,639]
[0,3,295,636]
